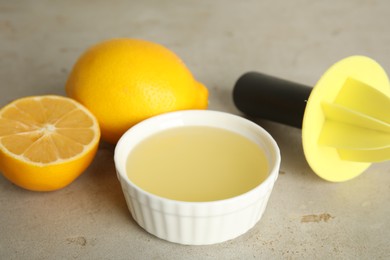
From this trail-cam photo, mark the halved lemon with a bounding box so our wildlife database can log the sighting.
[0,95,100,191]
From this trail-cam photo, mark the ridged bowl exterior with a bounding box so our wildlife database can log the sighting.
[118,172,277,245]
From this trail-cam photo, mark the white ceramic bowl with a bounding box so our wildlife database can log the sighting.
[114,110,280,245]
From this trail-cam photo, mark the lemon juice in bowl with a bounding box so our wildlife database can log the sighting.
[126,126,269,202]
[115,110,280,245]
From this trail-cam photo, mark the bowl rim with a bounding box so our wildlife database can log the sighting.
[114,109,281,208]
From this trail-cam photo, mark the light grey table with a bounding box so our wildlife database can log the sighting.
[1,1,389,259]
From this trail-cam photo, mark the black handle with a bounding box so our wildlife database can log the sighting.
[233,72,312,128]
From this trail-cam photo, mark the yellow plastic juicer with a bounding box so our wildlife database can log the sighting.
[233,56,390,182]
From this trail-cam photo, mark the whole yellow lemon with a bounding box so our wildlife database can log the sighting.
[65,38,208,143]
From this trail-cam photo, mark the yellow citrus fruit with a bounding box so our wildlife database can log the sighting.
[65,38,208,143]
[0,95,100,191]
